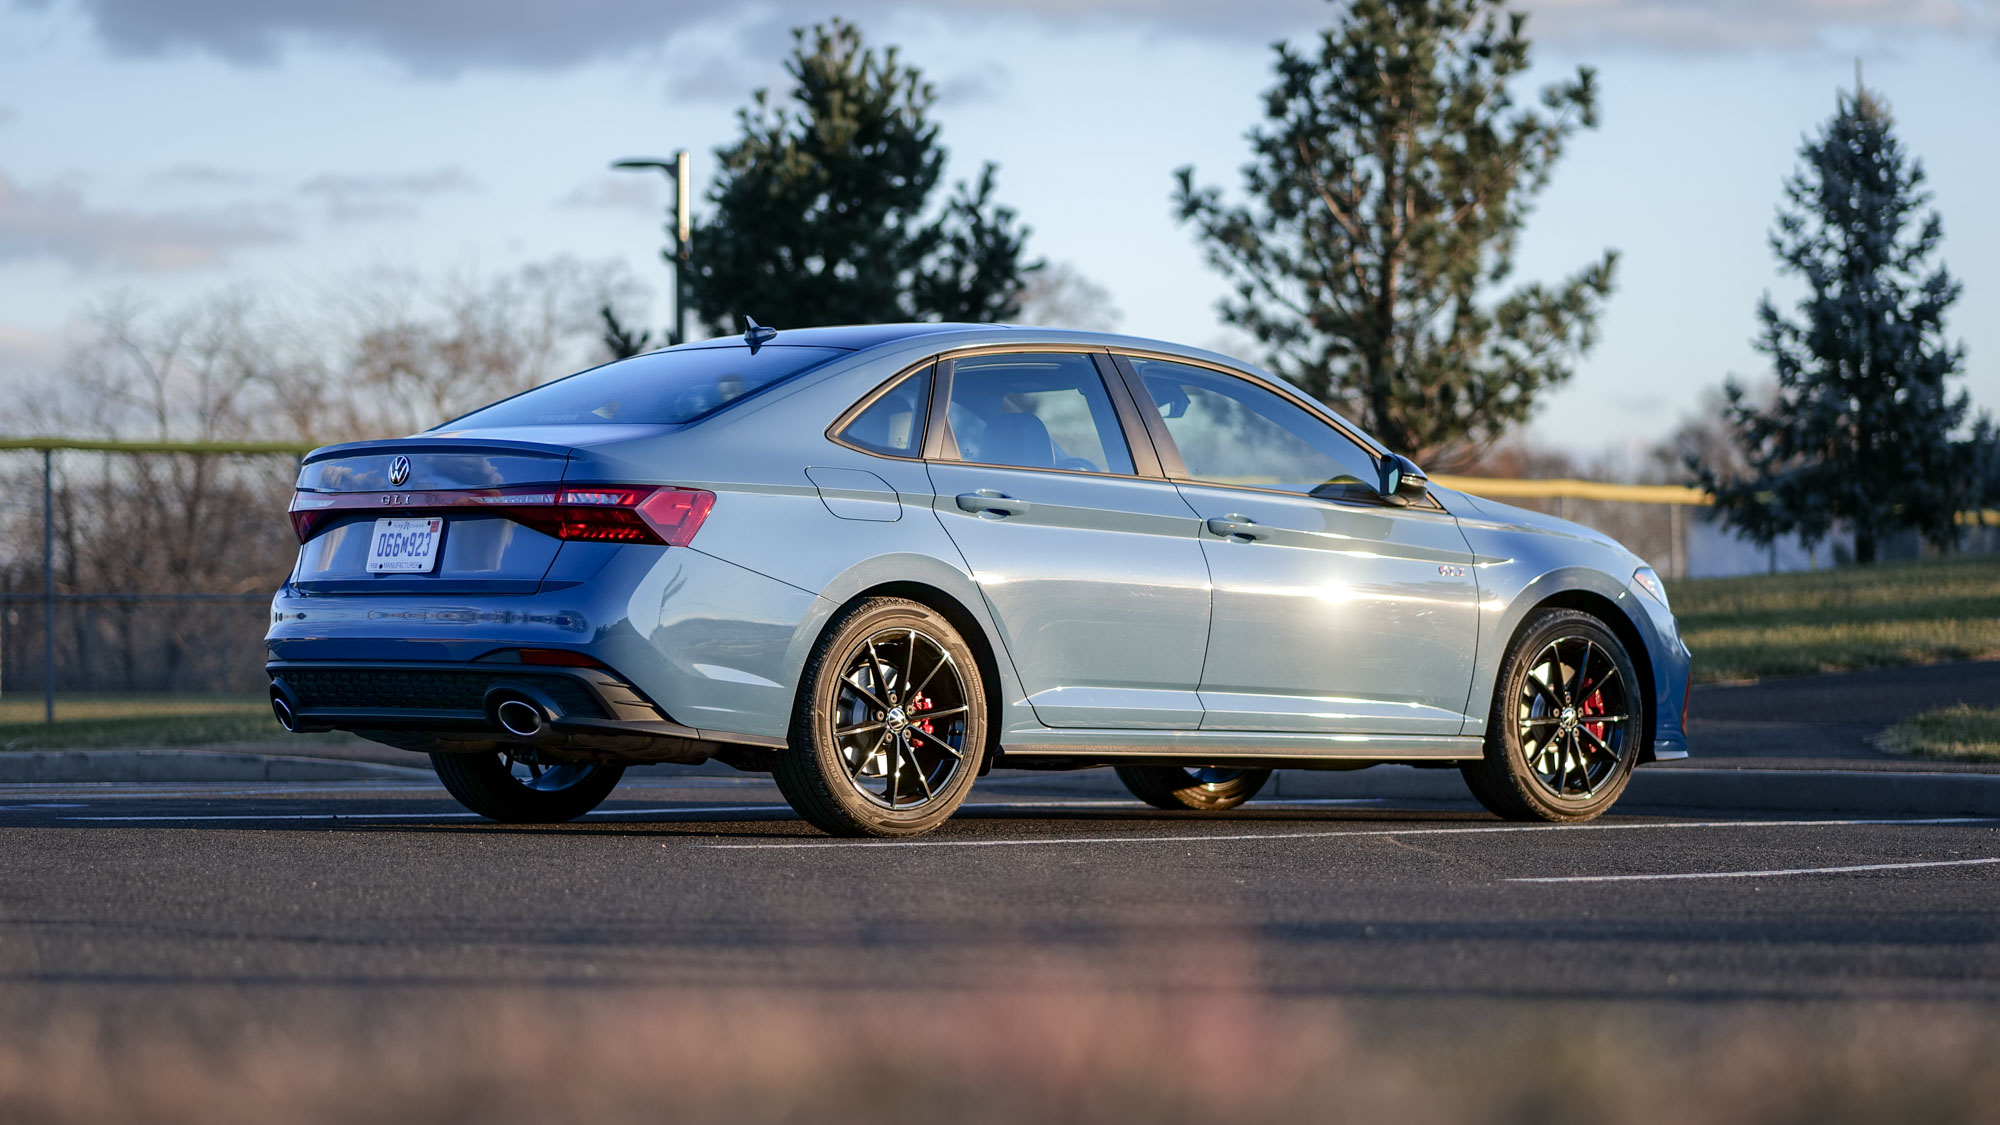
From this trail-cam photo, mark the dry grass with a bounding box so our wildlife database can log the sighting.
[1877,704,2000,763]
[0,990,1997,1125]
[1672,555,2000,683]
[0,696,360,751]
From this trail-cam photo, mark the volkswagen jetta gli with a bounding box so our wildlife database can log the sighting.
[268,323,1690,837]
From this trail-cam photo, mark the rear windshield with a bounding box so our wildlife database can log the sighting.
[440,346,846,429]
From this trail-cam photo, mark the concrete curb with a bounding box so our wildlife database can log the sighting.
[1265,764,2000,817]
[0,750,434,784]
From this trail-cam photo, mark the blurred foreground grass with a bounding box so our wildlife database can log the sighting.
[0,695,353,751]
[1672,554,2000,683]
[0,991,1995,1125]
[1878,704,2000,763]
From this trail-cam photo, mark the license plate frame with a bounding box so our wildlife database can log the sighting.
[365,517,444,574]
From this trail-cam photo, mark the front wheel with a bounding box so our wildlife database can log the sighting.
[1115,765,1271,811]
[1461,608,1642,823]
[773,598,987,837]
[430,750,623,823]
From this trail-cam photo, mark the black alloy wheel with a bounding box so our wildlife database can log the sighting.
[1461,608,1642,822]
[775,598,986,837]
[430,749,624,823]
[1115,764,1271,811]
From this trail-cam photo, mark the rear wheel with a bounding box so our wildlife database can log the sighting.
[1461,608,1641,822]
[774,598,986,837]
[1115,765,1271,811]
[430,749,623,823]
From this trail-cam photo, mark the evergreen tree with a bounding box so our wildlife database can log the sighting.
[1699,80,1970,564]
[687,19,1037,332]
[1174,0,1615,467]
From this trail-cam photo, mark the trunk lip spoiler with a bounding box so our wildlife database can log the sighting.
[299,436,583,465]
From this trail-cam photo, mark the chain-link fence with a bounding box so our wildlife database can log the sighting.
[0,441,305,744]
[0,441,1991,747]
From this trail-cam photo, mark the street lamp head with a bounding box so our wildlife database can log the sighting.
[611,158,677,176]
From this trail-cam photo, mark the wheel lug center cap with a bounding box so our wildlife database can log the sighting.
[886,707,908,732]
[1560,707,1578,730]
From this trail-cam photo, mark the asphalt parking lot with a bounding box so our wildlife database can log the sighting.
[1,768,1995,1028]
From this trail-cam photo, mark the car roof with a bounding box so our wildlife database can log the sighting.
[673,322,1265,374]
[677,323,1011,352]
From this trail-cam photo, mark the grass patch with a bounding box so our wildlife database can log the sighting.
[1671,554,2000,683]
[1876,704,2000,763]
[0,695,353,751]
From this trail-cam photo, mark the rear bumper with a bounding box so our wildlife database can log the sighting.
[265,659,784,759]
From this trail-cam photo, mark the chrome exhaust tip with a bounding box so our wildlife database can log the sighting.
[271,690,299,733]
[493,696,549,740]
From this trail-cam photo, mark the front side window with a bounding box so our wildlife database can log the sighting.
[1128,358,1380,499]
[944,353,1135,475]
[836,368,932,457]
[441,345,846,430]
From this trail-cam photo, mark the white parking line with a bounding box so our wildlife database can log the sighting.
[65,804,793,823]
[1511,856,2000,884]
[702,816,1995,850]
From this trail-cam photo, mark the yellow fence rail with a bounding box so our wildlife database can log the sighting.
[1429,475,1709,506]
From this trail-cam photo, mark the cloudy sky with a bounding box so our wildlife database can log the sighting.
[1,0,1996,454]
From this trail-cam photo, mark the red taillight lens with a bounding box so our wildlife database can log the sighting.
[633,487,715,547]
[287,485,714,546]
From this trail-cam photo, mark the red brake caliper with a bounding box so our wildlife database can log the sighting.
[1582,680,1606,744]
[913,693,934,735]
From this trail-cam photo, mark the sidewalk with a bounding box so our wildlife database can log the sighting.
[1672,659,2000,773]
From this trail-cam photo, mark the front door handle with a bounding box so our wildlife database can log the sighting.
[956,490,1030,519]
[1205,515,1266,541]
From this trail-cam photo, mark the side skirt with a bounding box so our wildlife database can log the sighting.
[998,729,1485,769]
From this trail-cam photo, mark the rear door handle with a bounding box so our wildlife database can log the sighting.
[956,490,1030,518]
[1205,515,1266,541]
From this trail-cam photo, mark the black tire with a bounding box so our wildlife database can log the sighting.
[1461,608,1643,823]
[429,750,624,823]
[1115,765,1271,811]
[774,597,987,837]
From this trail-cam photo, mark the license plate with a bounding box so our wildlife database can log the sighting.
[366,517,444,574]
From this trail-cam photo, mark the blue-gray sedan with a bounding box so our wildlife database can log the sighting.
[267,322,1691,836]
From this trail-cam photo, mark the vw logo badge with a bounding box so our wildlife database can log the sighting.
[388,455,411,487]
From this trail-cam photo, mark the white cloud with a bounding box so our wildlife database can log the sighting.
[1520,0,1991,50]
[556,175,662,215]
[0,170,290,270]
[297,166,476,223]
[9,0,1995,74]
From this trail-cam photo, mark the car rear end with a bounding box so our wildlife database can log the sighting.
[265,341,848,767]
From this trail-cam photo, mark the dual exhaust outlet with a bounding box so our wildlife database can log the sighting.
[269,680,561,741]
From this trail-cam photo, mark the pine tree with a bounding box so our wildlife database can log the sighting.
[687,19,1037,332]
[1174,0,1615,468]
[1699,79,1969,565]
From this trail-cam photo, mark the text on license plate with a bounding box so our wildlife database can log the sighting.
[366,517,444,573]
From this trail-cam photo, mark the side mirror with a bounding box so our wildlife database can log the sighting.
[1378,453,1429,507]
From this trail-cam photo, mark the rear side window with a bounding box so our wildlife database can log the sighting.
[836,368,932,457]
[441,346,846,429]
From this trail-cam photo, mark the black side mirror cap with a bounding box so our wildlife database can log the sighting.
[1379,453,1430,507]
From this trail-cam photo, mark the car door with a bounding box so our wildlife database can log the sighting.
[925,350,1212,730]
[1114,354,1480,736]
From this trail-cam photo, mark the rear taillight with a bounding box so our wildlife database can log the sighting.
[288,485,715,547]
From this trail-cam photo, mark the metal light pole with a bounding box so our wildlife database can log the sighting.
[611,150,692,345]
